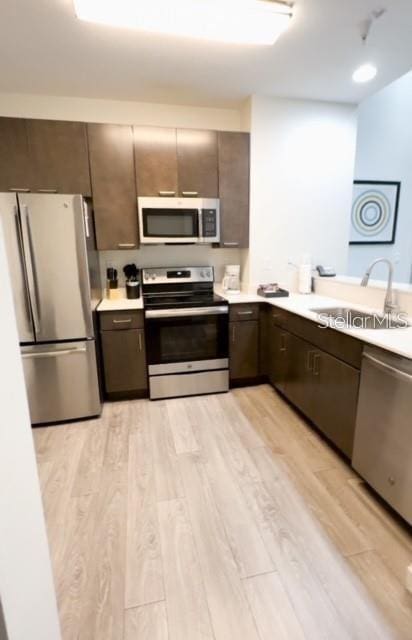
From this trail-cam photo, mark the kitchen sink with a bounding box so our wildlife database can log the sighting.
[311,306,410,330]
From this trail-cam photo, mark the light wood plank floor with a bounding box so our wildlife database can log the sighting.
[33,385,412,640]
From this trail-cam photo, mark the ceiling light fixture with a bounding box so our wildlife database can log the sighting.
[73,0,294,46]
[352,8,385,84]
[353,63,377,83]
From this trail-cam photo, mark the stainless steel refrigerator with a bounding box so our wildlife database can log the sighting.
[0,192,102,425]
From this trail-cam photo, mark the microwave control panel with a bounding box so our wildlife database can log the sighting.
[201,209,217,237]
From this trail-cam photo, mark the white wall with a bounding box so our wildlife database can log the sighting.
[245,95,357,288]
[348,71,412,283]
[0,92,244,131]
[0,228,61,640]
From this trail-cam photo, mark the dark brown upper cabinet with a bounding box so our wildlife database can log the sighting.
[88,123,139,251]
[134,126,178,196]
[218,131,250,248]
[0,117,32,192]
[176,129,218,197]
[26,119,91,195]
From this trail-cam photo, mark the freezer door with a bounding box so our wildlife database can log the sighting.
[21,340,101,425]
[18,193,94,342]
[0,193,35,342]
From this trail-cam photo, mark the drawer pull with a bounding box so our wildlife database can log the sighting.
[37,188,57,193]
[118,243,136,249]
[237,310,253,316]
[9,187,30,192]
[158,190,176,196]
[113,318,132,324]
[181,191,198,197]
[223,242,239,247]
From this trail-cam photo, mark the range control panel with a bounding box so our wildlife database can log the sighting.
[142,266,214,284]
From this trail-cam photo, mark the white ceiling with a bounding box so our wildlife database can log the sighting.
[1,0,412,107]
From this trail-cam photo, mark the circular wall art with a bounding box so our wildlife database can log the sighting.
[352,190,391,236]
[350,181,401,245]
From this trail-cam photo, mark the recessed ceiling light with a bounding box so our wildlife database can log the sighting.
[352,63,378,84]
[73,0,293,46]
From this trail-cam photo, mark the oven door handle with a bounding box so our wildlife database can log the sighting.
[145,306,229,319]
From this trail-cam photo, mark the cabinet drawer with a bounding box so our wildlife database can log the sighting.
[100,310,144,331]
[229,304,259,322]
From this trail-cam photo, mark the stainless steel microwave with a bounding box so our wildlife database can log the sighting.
[138,197,220,244]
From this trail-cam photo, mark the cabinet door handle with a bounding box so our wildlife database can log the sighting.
[9,187,30,192]
[223,242,239,247]
[37,188,58,194]
[280,334,287,352]
[113,318,132,324]
[306,350,316,371]
[232,325,236,344]
[181,191,198,197]
[118,243,136,249]
[158,190,176,196]
[138,331,143,352]
[312,353,321,376]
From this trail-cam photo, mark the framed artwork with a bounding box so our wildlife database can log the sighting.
[350,180,401,245]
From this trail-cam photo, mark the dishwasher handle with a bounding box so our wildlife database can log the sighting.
[363,352,412,383]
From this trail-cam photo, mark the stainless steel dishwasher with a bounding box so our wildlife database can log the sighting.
[352,346,412,525]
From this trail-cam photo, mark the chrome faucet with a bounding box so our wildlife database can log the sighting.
[361,258,398,315]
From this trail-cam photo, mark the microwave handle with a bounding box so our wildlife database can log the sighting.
[198,209,203,238]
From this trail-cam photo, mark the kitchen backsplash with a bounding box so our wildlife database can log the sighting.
[99,246,243,286]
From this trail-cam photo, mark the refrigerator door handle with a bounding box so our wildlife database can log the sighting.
[22,346,87,359]
[14,206,34,328]
[22,205,41,334]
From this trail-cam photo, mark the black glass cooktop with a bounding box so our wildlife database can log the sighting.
[144,292,227,310]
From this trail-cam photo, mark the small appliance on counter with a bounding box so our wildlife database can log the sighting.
[106,267,122,300]
[222,264,241,294]
[123,263,140,299]
[257,283,289,298]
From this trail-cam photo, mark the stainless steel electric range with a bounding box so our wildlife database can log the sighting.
[143,266,229,400]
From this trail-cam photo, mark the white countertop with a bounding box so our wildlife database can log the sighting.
[216,286,412,360]
[97,286,412,359]
[97,291,144,312]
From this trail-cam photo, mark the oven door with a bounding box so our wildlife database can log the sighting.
[145,306,229,374]
[138,197,200,244]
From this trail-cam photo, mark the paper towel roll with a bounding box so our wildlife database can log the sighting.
[298,264,312,294]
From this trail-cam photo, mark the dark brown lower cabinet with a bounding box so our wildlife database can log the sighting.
[230,320,259,383]
[312,351,360,458]
[266,312,360,458]
[282,332,318,424]
[100,328,147,397]
[268,322,289,394]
